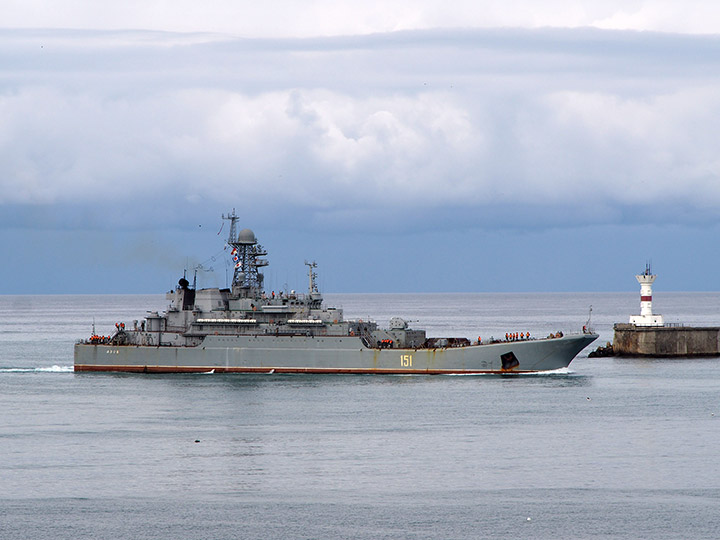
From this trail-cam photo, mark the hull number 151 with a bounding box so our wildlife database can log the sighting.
[400,354,413,367]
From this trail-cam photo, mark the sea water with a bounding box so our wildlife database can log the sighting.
[1,292,720,539]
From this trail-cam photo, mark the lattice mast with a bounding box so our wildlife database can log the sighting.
[222,210,268,296]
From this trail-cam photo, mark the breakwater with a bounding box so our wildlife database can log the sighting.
[613,323,720,357]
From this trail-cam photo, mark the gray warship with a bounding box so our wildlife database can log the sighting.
[74,211,598,374]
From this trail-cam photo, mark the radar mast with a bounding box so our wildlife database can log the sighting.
[222,210,268,296]
[305,260,318,294]
[304,260,323,306]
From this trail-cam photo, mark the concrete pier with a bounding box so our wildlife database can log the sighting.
[613,324,720,357]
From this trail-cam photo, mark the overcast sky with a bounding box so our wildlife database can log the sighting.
[2,1,720,294]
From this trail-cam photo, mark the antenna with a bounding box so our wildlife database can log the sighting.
[221,208,238,247]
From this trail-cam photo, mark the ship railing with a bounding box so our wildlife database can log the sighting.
[196,318,258,324]
[263,292,309,302]
[287,319,324,325]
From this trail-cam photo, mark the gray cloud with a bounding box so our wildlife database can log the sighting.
[2,27,720,236]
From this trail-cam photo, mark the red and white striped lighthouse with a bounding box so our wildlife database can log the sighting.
[629,264,664,326]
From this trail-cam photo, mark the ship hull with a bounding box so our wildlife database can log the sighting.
[74,333,597,374]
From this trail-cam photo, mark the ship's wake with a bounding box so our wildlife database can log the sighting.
[0,365,74,373]
[445,367,574,376]
[525,367,573,376]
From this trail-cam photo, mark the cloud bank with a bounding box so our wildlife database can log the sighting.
[2,27,720,235]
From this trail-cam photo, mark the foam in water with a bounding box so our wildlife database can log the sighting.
[527,366,573,376]
[0,365,74,373]
[445,366,574,376]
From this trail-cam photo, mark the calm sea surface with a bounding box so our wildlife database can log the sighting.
[2,292,720,539]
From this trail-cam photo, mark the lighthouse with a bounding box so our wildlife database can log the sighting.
[629,264,664,327]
